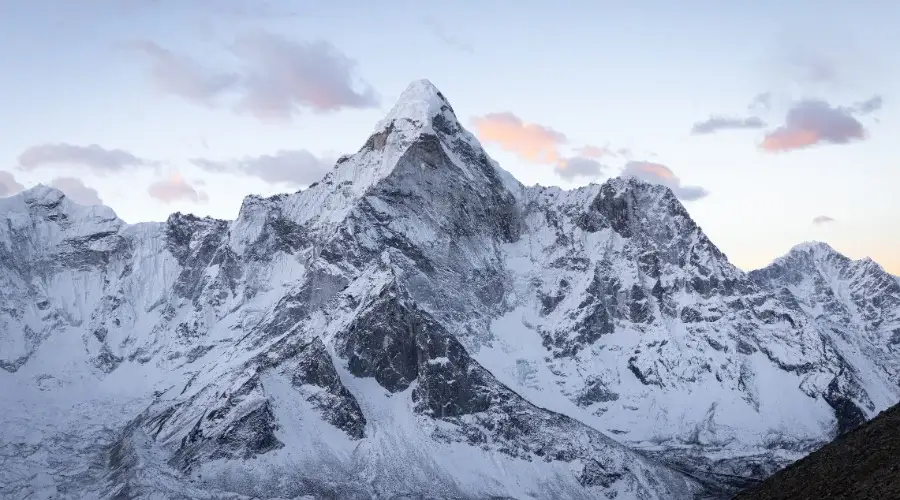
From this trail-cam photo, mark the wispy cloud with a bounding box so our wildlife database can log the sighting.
[129,41,239,104]
[0,171,25,197]
[621,161,709,201]
[691,116,767,135]
[148,173,208,203]
[749,92,773,111]
[232,32,378,119]
[574,145,612,159]
[18,143,152,173]
[50,177,103,206]
[191,149,334,186]
[132,32,379,120]
[787,51,839,84]
[761,99,868,152]
[424,18,474,54]
[812,215,836,225]
[852,95,883,115]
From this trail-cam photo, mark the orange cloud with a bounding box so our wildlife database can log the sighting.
[621,161,708,201]
[471,112,567,164]
[627,161,676,180]
[760,129,819,152]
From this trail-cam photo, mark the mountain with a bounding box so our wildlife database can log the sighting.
[749,241,900,435]
[1,79,898,499]
[734,401,900,499]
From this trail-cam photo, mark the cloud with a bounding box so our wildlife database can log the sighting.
[812,215,836,225]
[852,95,883,115]
[50,177,103,206]
[130,41,239,104]
[574,145,612,159]
[788,52,838,84]
[232,32,379,119]
[621,161,709,201]
[148,173,208,203]
[471,112,568,164]
[761,100,866,152]
[424,18,474,54]
[691,116,767,135]
[749,92,773,111]
[133,33,379,120]
[0,171,25,197]
[191,149,334,186]
[18,143,151,172]
[555,157,606,180]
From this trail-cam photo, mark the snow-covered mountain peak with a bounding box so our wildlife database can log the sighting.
[788,240,839,257]
[19,183,64,203]
[0,183,123,252]
[771,242,894,280]
[259,79,521,233]
[374,78,455,133]
[1,183,118,220]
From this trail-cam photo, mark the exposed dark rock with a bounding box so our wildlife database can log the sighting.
[735,402,900,500]
[822,377,866,435]
[336,285,419,393]
[575,378,620,406]
[291,338,367,438]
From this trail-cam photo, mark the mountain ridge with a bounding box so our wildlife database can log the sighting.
[2,79,899,499]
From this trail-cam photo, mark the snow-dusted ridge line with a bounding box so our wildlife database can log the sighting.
[2,78,899,500]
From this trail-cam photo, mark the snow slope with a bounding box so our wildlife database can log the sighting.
[1,79,898,499]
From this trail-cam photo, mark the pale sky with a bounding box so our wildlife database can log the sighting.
[1,0,898,273]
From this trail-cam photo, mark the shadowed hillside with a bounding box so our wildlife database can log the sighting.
[735,402,900,499]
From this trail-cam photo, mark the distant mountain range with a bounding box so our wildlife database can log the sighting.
[2,79,898,499]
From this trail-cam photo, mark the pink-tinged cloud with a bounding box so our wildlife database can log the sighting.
[621,161,709,201]
[18,143,151,172]
[812,215,836,225]
[148,173,208,203]
[233,32,379,119]
[132,32,378,120]
[761,100,866,152]
[50,177,103,206]
[0,171,25,197]
[471,112,567,164]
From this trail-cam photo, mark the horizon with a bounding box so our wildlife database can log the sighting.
[2,0,898,274]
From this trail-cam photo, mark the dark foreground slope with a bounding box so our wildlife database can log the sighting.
[735,402,900,499]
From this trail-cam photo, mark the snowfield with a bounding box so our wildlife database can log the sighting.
[1,79,898,499]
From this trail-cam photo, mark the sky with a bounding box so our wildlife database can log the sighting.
[1,0,898,274]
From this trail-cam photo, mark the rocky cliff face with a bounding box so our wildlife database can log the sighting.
[1,79,898,499]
